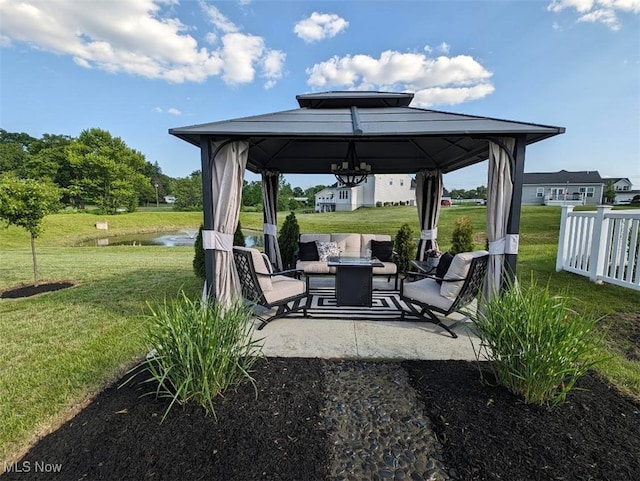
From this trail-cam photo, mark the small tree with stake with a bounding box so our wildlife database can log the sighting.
[0,175,60,286]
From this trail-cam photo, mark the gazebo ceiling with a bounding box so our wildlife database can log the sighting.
[169,91,565,175]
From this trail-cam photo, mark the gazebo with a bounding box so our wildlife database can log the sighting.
[170,91,564,304]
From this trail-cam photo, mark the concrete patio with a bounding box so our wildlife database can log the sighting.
[250,277,481,361]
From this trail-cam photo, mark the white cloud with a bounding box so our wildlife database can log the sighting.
[0,0,285,86]
[167,107,182,115]
[293,12,349,43]
[438,42,450,54]
[306,50,494,107]
[153,107,163,113]
[548,0,640,30]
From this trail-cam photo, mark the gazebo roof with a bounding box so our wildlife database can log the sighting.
[169,91,565,174]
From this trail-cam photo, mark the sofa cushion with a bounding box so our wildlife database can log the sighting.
[298,241,319,261]
[371,240,394,262]
[300,233,330,244]
[296,260,331,274]
[332,234,361,254]
[361,234,392,256]
[316,241,340,261]
[372,262,397,275]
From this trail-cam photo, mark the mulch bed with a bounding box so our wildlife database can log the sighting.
[2,358,639,481]
[404,360,640,481]
[0,282,75,299]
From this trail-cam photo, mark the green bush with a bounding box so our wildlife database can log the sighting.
[234,220,246,247]
[278,211,300,270]
[394,223,416,275]
[193,225,205,279]
[471,277,606,406]
[450,215,474,254]
[138,292,263,420]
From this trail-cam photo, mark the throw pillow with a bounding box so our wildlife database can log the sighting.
[316,241,340,261]
[298,241,319,261]
[371,240,394,262]
[435,252,454,284]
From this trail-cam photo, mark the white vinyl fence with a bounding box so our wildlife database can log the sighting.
[556,206,640,291]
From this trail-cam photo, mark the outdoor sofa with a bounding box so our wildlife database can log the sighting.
[295,233,398,288]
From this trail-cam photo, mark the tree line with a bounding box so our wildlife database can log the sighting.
[0,128,328,214]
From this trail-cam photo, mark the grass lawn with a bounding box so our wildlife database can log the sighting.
[1,205,639,465]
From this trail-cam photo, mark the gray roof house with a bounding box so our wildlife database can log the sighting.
[522,170,604,205]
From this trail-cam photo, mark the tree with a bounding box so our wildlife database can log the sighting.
[242,180,263,207]
[67,128,150,213]
[451,215,474,255]
[604,181,616,204]
[173,171,203,211]
[0,175,60,286]
[278,212,300,269]
[394,223,416,275]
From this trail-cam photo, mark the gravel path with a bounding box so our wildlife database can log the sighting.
[322,360,453,481]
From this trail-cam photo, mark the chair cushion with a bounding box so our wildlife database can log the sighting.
[316,241,340,261]
[263,276,306,304]
[298,241,319,261]
[371,240,394,262]
[403,277,454,311]
[440,250,487,301]
[435,252,454,284]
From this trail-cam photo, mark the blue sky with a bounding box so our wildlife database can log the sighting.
[1,0,639,190]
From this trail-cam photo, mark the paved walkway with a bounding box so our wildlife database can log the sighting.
[250,277,481,361]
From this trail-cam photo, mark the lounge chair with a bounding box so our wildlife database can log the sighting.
[399,250,489,338]
[233,246,310,330]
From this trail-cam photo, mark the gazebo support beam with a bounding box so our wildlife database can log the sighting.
[200,135,216,299]
[504,134,527,285]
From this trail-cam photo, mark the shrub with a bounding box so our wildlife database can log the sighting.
[138,292,263,420]
[234,220,246,247]
[193,225,205,279]
[470,277,606,407]
[394,223,416,275]
[278,211,300,269]
[451,215,474,254]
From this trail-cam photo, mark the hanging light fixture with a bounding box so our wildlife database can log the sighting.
[330,141,371,187]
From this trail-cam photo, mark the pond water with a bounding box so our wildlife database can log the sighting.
[78,230,263,248]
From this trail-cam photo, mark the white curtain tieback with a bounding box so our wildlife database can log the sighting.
[263,223,277,236]
[420,228,438,240]
[202,230,233,251]
[488,234,519,255]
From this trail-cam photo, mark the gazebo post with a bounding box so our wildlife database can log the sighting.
[200,135,216,299]
[504,135,527,285]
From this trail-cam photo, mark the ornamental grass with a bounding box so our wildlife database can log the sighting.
[471,277,607,406]
[137,292,263,420]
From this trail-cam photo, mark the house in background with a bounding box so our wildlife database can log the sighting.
[315,174,415,212]
[522,170,605,206]
[602,177,639,205]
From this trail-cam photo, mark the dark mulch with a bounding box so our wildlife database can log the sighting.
[404,360,640,481]
[3,358,640,481]
[0,282,75,299]
[1,358,329,481]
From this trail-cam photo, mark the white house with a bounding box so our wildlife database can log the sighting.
[602,177,639,205]
[315,174,415,212]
